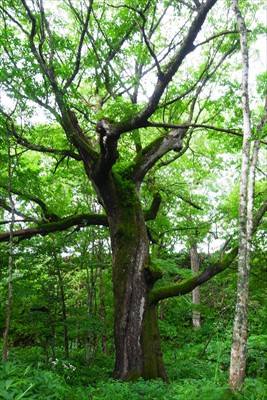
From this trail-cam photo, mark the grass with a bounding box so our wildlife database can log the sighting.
[0,340,266,400]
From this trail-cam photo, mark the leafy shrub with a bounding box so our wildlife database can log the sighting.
[240,378,267,400]
[247,335,267,378]
[0,361,90,400]
[87,378,177,400]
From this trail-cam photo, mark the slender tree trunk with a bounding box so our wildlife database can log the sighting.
[47,266,57,361]
[2,137,15,362]
[190,243,201,329]
[85,235,98,365]
[229,0,259,390]
[85,264,92,366]
[229,141,260,390]
[98,265,107,354]
[56,265,69,358]
[49,303,57,361]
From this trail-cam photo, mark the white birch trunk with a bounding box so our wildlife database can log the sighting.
[190,243,201,329]
[229,0,260,391]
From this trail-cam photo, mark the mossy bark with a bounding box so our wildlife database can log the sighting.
[94,172,167,381]
[141,298,168,381]
[110,207,149,380]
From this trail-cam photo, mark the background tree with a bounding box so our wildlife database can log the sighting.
[2,122,16,361]
[229,0,267,391]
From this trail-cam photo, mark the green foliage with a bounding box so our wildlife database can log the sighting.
[1,358,265,400]
[0,361,90,400]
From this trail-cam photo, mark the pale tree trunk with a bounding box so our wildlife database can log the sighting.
[97,238,107,354]
[2,137,15,362]
[229,0,260,390]
[85,229,99,365]
[98,263,107,355]
[56,265,69,358]
[190,243,201,329]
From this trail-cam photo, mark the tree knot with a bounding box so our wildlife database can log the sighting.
[96,119,114,135]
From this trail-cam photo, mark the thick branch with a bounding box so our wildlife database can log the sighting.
[147,121,244,137]
[132,127,187,183]
[134,0,218,125]
[150,247,238,304]
[0,198,38,223]
[94,119,120,177]
[144,192,162,221]
[150,196,267,304]
[0,213,108,243]
[1,108,81,160]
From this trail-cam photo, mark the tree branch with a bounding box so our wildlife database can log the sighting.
[0,198,38,223]
[195,30,240,48]
[63,0,94,92]
[147,121,244,137]
[0,213,109,243]
[0,183,59,223]
[132,127,187,183]
[0,108,82,161]
[144,192,162,220]
[177,194,203,210]
[134,0,219,125]
[97,0,219,136]
[150,196,267,304]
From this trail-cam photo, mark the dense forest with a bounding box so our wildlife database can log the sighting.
[0,0,266,398]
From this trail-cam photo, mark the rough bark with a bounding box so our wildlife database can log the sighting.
[110,210,167,380]
[229,0,259,391]
[109,201,150,380]
[141,300,168,381]
[91,167,167,380]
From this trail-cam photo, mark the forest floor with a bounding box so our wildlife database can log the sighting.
[0,333,266,400]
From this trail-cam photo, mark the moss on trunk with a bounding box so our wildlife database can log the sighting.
[141,298,169,381]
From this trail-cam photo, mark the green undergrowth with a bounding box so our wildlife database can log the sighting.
[1,328,266,400]
[0,361,90,400]
[0,358,266,400]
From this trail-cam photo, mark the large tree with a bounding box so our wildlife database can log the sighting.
[0,0,266,381]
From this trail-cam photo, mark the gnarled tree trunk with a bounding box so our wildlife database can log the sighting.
[94,172,167,381]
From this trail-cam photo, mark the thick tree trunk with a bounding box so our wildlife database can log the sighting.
[141,299,168,381]
[95,174,166,380]
[110,209,167,380]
